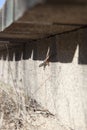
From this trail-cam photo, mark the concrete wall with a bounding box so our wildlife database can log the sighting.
[0,27,87,130]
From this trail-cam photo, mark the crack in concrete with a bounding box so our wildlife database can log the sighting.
[0,25,87,42]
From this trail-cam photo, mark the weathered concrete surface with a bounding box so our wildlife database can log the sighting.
[0,3,87,41]
[0,1,87,130]
[0,27,87,130]
[19,4,87,25]
[0,23,82,41]
[0,0,87,32]
[0,0,44,31]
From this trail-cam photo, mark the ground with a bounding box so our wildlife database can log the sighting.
[0,87,72,130]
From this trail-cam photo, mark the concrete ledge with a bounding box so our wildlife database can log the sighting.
[0,4,87,41]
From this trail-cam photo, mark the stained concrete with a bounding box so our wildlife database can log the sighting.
[0,3,87,41]
[0,1,87,129]
[0,27,87,130]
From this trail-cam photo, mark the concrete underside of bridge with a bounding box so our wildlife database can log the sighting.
[0,1,87,130]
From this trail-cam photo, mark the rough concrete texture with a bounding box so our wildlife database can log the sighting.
[19,4,87,25]
[0,27,87,130]
[0,4,87,41]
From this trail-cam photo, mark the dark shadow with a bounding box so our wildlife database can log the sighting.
[78,29,87,64]
[23,36,77,63]
[47,0,87,5]
[0,28,87,64]
[0,36,77,63]
[79,43,87,64]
